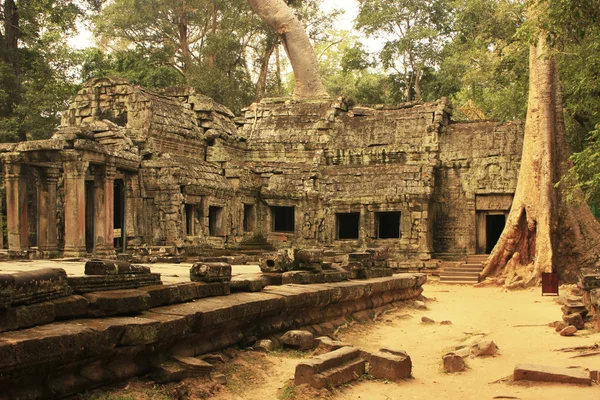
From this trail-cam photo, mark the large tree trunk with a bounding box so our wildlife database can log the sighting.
[247,0,328,99]
[254,38,277,102]
[481,34,600,286]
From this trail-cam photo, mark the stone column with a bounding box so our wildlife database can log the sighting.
[94,164,116,258]
[37,168,60,257]
[4,161,28,255]
[63,159,88,257]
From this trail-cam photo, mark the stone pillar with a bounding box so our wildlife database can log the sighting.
[38,168,60,257]
[63,159,88,257]
[4,161,28,255]
[94,164,116,258]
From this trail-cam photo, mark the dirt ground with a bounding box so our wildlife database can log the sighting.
[90,281,600,400]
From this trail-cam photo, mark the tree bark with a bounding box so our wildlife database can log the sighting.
[246,0,328,99]
[481,34,600,286]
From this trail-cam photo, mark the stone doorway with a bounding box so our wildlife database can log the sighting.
[114,179,125,252]
[476,211,507,254]
[85,181,95,254]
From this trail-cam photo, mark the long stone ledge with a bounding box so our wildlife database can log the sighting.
[0,273,425,399]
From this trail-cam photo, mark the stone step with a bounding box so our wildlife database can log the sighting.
[439,279,479,285]
[443,267,483,273]
[439,276,480,284]
[467,255,489,263]
[295,346,365,389]
[439,272,480,278]
[463,263,484,268]
[311,358,366,389]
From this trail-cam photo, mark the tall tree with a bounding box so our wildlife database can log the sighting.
[0,0,96,142]
[481,0,600,286]
[247,0,328,99]
[355,0,450,102]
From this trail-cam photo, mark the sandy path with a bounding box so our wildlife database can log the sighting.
[336,282,599,400]
[208,281,599,400]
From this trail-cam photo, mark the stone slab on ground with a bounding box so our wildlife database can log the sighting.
[295,346,363,388]
[312,358,366,389]
[230,274,267,292]
[369,350,412,380]
[281,330,314,350]
[443,353,466,373]
[12,269,71,306]
[85,259,151,275]
[68,273,162,293]
[151,358,211,383]
[513,363,592,385]
[190,263,232,283]
[83,289,150,317]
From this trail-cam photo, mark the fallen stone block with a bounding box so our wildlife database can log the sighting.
[590,370,599,384]
[151,358,212,384]
[253,339,274,352]
[560,325,578,336]
[579,268,600,290]
[85,259,151,275]
[471,340,498,357]
[348,252,374,268]
[554,321,568,332]
[230,274,267,292]
[313,337,349,355]
[172,356,214,374]
[414,300,427,310]
[562,313,585,330]
[561,303,588,318]
[12,268,71,306]
[443,353,466,373]
[514,363,591,385]
[52,295,89,319]
[295,346,364,389]
[68,273,162,293]
[83,289,150,317]
[281,330,315,351]
[190,262,232,283]
[259,250,294,273]
[369,350,412,380]
[295,249,324,264]
[421,316,435,323]
[298,262,323,272]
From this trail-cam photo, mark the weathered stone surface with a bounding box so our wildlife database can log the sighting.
[313,336,349,355]
[143,285,182,308]
[295,346,362,388]
[68,273,162,293]
[259,250,294,273]
[12,269,71,306]
[561,304,588,318]
[194,282,230,298]
[421,316,435,323]
[14,302,55,329]
[281,330,314,350]
[590,370,599,384]
[514,363,591,385]
[579,268,600,290]
[253,339,274,352]
[470,340,498,357]
[83,289,150,316]
[85,259,151,275]
[230,274,267,292]
[151,358,212,384]
[562,313,585,330]
[51,295,89,319]
[443,353,466,373]
[369,350,412,380]
[560,325,578,336]
[295,249,324,264]
[190,263,232,283]
[414,300,427,309]
[0,274,15,309]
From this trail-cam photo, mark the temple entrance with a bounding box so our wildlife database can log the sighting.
[114,179,125,252]
[85,181,94,254]
[476,211,507,254]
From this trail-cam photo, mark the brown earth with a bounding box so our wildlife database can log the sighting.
[87,281,600,400]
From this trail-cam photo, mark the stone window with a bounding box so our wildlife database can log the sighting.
[375,211,401,239]
[271,206,295,232]
[243,204,255,232]
[209,206,224,236]
[336,212,360,239]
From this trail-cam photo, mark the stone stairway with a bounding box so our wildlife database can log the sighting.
[439,254,488,284]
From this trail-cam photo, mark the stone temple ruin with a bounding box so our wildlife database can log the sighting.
[0,78,599,398]
[0,77,524,264]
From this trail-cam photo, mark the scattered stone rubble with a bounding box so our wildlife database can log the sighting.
[579,268,600,331]
[514,364,592,385]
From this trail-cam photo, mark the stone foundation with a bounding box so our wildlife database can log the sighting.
[0,274,424,399]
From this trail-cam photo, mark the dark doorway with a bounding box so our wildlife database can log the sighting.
[114,179,125,251]
[243,204,255,232]
[336,212,360,239]
[185,204,195,236]
[85,181,94,254]
[486,214,505,253]
[272,206,295,232]
[209,206,223,236]
[375,211,401,239]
